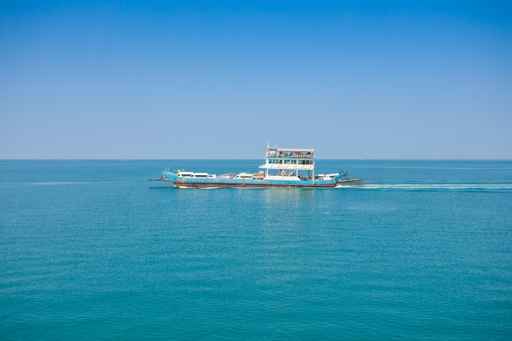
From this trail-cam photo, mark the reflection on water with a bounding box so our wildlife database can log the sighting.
[262,187,316,206]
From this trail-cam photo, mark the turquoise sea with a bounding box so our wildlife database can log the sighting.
[1,160,512,340]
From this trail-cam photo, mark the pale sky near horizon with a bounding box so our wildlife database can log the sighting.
[1,1,511,159]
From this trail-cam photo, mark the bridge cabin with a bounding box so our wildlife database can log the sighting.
[259,147,315,182]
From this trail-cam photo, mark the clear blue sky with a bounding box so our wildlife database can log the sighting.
[1,0,511,159]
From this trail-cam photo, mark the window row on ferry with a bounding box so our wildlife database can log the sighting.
[267,159,313,165]
[266,151,313,158]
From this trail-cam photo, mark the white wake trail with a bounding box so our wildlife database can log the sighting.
[337,183,512,190]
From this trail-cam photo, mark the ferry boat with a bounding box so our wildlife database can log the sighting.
[160,146,361,189]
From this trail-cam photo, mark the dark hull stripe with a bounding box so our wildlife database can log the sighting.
[169,181,338,189]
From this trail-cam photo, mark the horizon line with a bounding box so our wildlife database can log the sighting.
[1,158,512,161]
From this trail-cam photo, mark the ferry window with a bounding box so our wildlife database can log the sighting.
[291,160,297,164]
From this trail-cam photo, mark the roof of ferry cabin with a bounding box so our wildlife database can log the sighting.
[268,148,315,152]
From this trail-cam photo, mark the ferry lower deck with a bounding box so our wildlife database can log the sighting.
[161,172,361,189]
[173,181,338,189]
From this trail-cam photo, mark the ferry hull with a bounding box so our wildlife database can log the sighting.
[173,182,337,189]
[161,171,362,189]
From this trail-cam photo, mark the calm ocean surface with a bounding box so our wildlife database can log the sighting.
[1,160,512,340]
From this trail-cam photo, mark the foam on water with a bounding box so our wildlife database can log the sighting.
[26,181,117,186]
[338,183,512,190]
[29,181,91,186]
